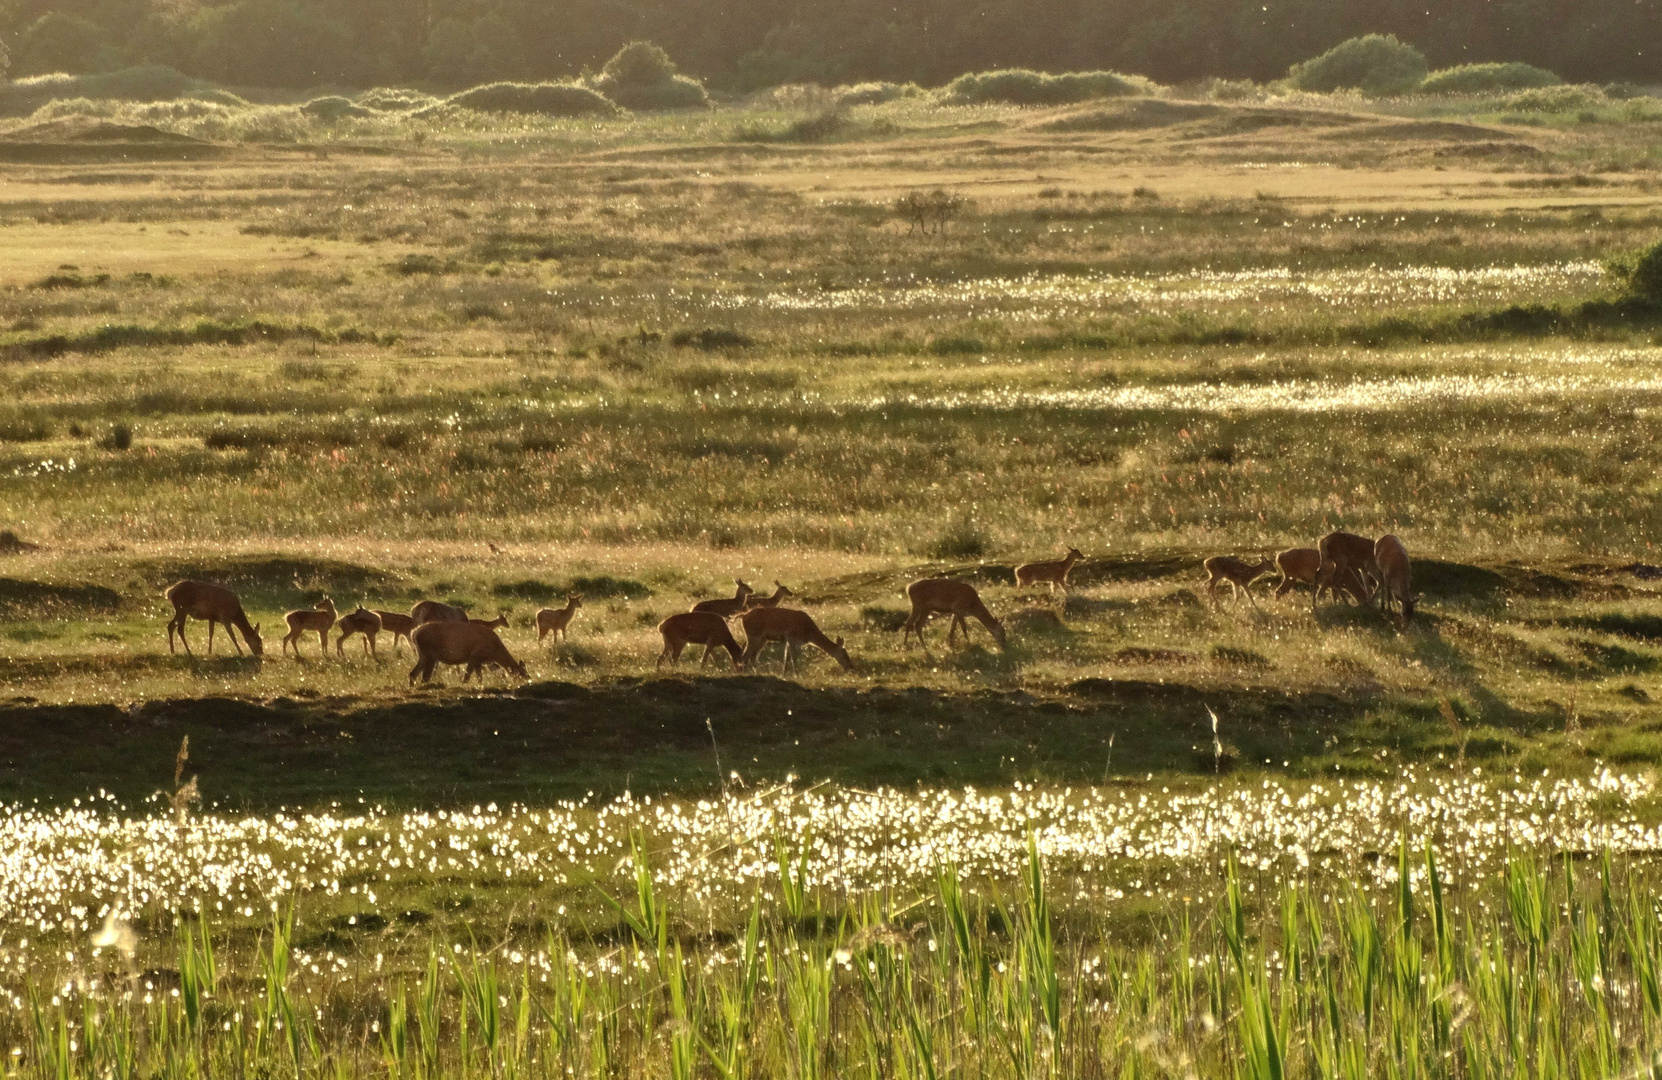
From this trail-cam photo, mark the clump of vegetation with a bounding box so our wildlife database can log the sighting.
[589,42,708,111]
[99,423,133,451]
[0,65,205,118]
[1607,240,1662,302]
[355,87,440,112]
[1420,62,1560,94]
[920,516,987,560]
[941,67,1155,105]
[1502,83,1607,113]
[671,327,754,350]
[441,81,621,117]
[836,81,921,107]
[299,95,376,121]
[1286,34,1428,95]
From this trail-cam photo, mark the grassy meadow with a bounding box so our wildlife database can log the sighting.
[3,85,1662,1076]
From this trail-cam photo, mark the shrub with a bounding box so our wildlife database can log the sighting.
[444,81,620,117]
[1502,84,1607,113]
[1201,77,1263,101]
[1604,82,1653,100]
[941,68,1153,105]
[356,87,439,112]
[1607,240,1662,302]
[100,423,133,451]
[589,41,709,110]
[300,96,376,121]
[1420,62,1560,94]
[0,66,204,118]
[186,88,250,107]
[836,81,921,107]
[919,517,987,561]
[1287,34,1427,95]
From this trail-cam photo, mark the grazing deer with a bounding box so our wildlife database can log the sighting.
[164,580,263,658]
[408,621,528,685]
[739,607,854,673]
[692,580,754,619]
[657,611,744,669]
[536,595,583,643]
[902,578,1007,651]
[1015,547,1084,594]
[741,581,795,610]
[1202,555,1275,609]
[374,610,416,653]
[1313,531,1381,612]
[469,613,510,630]
[335,606,382,657]
[282,596,337,658]
[410,599,468,625]
[1373,534,1417,624]
[1274,547,1371,604]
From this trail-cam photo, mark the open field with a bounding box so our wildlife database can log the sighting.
[3,88,1662,1075]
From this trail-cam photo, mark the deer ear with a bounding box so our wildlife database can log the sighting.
[834,636,844,647]
[252,623,261,633]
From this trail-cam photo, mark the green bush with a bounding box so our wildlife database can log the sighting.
[0,66,205,118]
[356,87,440,112]
[442,82,621,117]
[1607,240,1662,302]
[589,41,709,110]
[1420,62,1560,94]
[300,96,376,121]
[1502,84,1607,113]
[836,81,921,106]
[1287,34,1427,95]
[942,68,1153,105]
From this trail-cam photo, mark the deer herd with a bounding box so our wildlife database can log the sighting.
[159,531,1417,686]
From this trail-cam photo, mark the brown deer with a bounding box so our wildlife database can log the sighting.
[536,595,583,643]
[656,611,744,669]
[1015,547,1084,595]
[1313,531,1381,612]
[164,580,263,658]
[692,580,754,618]
[1202,555,1275,609]
[469,613,510,630]
[373,610,416,653]
[739,607,854,673]
[901,579,1007,651]
[282,596,337,658]
[408,621,528,685]
[1373,534,1417,624]
[1273,547,1371,604]
[410,599,468,625]
[335,606,382,658]
[741,581,796,610]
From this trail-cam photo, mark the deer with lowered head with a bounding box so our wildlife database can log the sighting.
[1273,547,1371,604]
[164,580,263,658]
[335,606,382,658]
[536,594,583,643]
[1015,547,1084,595]
[656,611,743,670]
[692,580,754,619]
[741,581,796,610]
[373,610,416,654]
[1313,531,1381,613]
[739,606,854,673]
[282,596,337,658]
[902,578,1007,651]
[408,620,527,685]
[1202,555,1276,609]
[1373,534,1417,625]
[410,599,468,626]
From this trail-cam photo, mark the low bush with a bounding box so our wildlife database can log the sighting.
[1287,34,1427,95]
[835,81,921,107]
[0,65,206,118]
[1420,62,1560,94]
[356,87,440,112]
[441,81,620,117]
[589,41,709,110]
[300,96,377,121]
[671,327,754,350]
[1502,84,1607,113]
[1607,240,1662,303]
[941,68,1153,105]
[919,517,987,561]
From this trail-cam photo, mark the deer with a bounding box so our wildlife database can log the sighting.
[692,580,754,619]
[164,580,263,658]
[1373,534,1417,625]
[1313,531,1381,613]
[739,606,854,673]
[536,595,583,643]
[1273,547,1371,604]
[408,621,528,685]
[335,606,382,658]
[469,613,510,630]
[373,610,416,654]
[741,581,796,610]
[410,599,468,625]
[281,596,337,658]
[901,578,1007,651]
[1015,547,1084,595]
[1202,555,1276,609]
[657,611,744,669]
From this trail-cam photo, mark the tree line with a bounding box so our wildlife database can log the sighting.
[0,0,1655,91]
